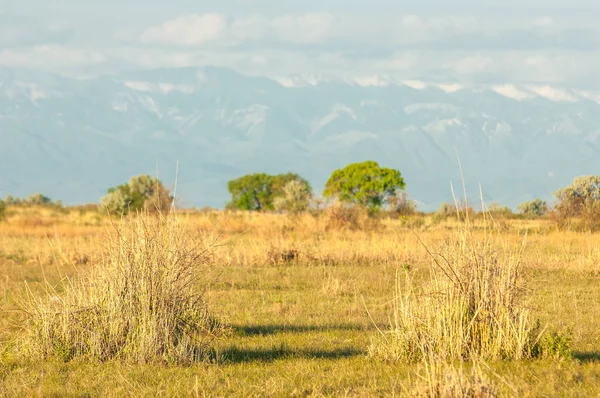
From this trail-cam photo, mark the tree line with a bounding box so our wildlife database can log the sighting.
[2,161,600,231]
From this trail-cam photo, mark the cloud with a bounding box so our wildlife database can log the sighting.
[140,12,339,46]
[136,11,600,55]
[0,14,72,46]
[140,14,227,46]
[2,9,599,87]
[0,45,107,68]
[449,55,493,74]
[375,53,418,70]
[269,13,336,44]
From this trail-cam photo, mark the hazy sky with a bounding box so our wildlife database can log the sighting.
[1,0,598,85]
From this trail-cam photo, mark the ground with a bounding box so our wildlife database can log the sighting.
[1,207,600,396]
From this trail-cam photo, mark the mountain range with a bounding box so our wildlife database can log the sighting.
[1,66,599,211]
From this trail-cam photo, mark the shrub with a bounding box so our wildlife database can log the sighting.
[536,329,573,359]
[323,201,378,231]
[3,193,58,207]
[25,193,52,206]
[0,199,5,221]
[21,212,222,364]
[432,201,474,223]
[101,175,173,215]
[388,192,418,217]
[370,219,545,363]
[517,199,548,218]
[273,180,313,213]
[486,202,513,218]
[4,195,18,205]
[553,176,600,231]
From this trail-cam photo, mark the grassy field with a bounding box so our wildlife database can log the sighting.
[2,206,600,396]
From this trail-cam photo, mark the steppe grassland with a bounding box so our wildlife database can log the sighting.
[1,206,600,396]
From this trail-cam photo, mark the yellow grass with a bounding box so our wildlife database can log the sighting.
[0,206,600,396]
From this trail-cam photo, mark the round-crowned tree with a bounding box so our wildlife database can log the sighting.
[227,172,311,211]
[323,161,406,212]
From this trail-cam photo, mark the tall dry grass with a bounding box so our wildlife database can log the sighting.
[370,210,545,363]
[19,212,222,364]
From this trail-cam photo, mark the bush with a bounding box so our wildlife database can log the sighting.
[0,199,5,221]
[536,329,573,359]
[273,180,313,213]
[21,213,222,364]
[388,192,418,217]
[517,199,548,218]
[26,193,52,206]
[101,175,173,215]
[553,176,600,231]
[432,201,474,223]
[370,219,546,363]
[323,201,378,231]
[3,193,59,207]
[4,195,17,205]
[486,202,513,218]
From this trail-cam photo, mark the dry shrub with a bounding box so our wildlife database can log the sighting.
[20,212,222,364]
[370,213,546,363]
[267,246,300,265]
[322,202,379,231]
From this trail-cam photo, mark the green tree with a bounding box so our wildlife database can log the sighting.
[518,199,548,218]
[101,175,172,215]
[227,172,311,211]
[323,161,406,212]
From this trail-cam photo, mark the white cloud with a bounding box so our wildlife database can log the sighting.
[532,16,554,27]
[230,15,271,41]
[230,13,337,44]
[140,14,227,46]
[270,13,336,44]
[375,53,418,70]
[0,45,106,68]
[450,55,493,74]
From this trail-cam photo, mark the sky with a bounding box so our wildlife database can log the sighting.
[0,0,599,86]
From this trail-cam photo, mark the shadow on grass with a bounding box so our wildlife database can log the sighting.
[215,345,364,363]
[232,323,378,336]
[573,352,600,362]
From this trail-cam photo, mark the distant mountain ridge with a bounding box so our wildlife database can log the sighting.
[1,66,599,210]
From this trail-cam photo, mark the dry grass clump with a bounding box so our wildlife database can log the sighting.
[409,359,498,398]
[370,212,545,363]
[20,212,222,364]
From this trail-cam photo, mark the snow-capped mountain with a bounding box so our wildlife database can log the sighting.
[1,66,599,210]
